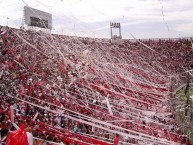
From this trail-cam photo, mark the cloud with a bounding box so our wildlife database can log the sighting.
[0,0,193,39]
[173,22,193,35]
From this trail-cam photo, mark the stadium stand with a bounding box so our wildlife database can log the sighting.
[0,25,193,144]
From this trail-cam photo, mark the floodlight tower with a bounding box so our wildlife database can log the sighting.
[6,17,9,26]
[110,22,122,40]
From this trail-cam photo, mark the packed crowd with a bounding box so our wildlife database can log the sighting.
[0,25,193,145]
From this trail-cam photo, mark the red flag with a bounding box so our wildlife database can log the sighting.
[6,124,29,145]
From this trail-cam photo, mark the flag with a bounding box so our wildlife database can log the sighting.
[6,124,29,145]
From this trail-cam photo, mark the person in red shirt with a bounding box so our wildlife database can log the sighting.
[186,139,192,145]
[113,134,119,145]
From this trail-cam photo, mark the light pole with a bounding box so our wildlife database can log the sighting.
[7,17,9,26]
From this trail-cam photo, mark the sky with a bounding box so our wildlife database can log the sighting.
[0,0,193,39]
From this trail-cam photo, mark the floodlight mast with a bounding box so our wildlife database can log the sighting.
[7,17,9,26]
[110,22,122,40]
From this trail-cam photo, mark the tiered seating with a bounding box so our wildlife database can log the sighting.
[0,25,192,144]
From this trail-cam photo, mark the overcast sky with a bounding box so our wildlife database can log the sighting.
[0,0,193,39]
